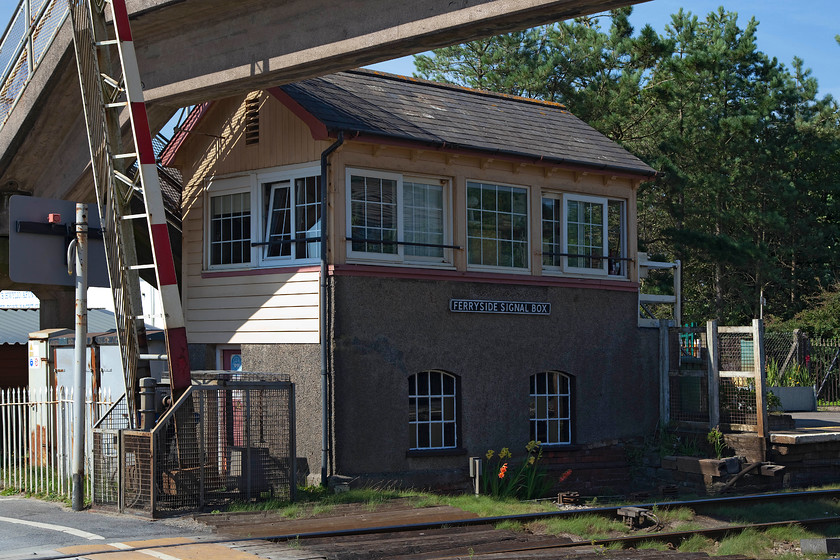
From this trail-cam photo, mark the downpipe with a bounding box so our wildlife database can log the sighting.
[320,132,344,485]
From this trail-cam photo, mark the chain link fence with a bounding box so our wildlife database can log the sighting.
[667,323,766,432]
[717,328,758,427]
[668,327,710,423]
[93,373,295,517]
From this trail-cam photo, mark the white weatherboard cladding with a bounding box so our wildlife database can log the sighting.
[185,269,320,344]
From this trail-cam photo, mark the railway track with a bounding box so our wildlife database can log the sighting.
[195,488,840,559]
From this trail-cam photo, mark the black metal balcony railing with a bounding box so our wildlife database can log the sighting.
[0,0,69,130]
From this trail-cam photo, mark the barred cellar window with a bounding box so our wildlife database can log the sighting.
[529,371,572,445]
[408,370,458,450]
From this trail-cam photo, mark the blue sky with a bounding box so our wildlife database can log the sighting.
[0,0,837,101]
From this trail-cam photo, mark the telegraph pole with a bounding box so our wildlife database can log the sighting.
[71,203,88,511]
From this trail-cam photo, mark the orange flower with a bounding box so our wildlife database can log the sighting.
[498,462,508,479]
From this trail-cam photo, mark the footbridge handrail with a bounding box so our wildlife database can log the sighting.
[0,0,69,130]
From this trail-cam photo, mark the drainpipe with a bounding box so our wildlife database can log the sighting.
[320,132,344,485]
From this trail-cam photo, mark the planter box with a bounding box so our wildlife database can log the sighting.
[769,386,816,412]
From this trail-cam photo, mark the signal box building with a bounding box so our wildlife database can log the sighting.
[163,70,660,489]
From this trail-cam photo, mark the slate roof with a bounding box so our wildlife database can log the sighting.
[279,69,656,177]
[0,308,119,345]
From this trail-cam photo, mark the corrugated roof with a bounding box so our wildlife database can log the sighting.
[279,69,656,177]
[0,309,119,345]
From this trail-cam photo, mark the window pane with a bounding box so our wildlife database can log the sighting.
[512,190,527,214]
[443,374,455,395]
[567,198,606,271]
[404,181,444,259]
[482,239,497,265]
[608,200,624,276]
[535,421,547,443]
[498,188,511,213]
[482,186,497,211]
[210,192,251,266]
[443,423,456,447]
[417,398,429,422]
[350,175,397,255]
[430,424,443,448]
[442,396,454,421]
[430,397,442,421]
[499,242,512,268]
[430,372,442,395]
[536,396,546,418]
[418,426,430,448]
[293,176,321,259]
[548,420,559,443]
[513,243,527,268]
[559,420,570,443]
[467,182,527,268]
[468,239,481,264]
[266,182,291,258]
[417,371,429,395]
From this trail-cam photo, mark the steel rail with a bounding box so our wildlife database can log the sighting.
[30,489,840,560]
[30,514,840,560]
[437,516,840,558]
[254,488,840,541]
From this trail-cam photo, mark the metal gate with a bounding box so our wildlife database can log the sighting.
[662,320,768,436]
[93,372,295,517]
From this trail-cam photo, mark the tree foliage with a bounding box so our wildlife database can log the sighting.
[415,8,840,325]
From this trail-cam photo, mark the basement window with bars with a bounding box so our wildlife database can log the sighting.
[529,371,572,445]
[409,370,458,450]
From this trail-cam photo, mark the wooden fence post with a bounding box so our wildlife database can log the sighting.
[753,318,769,441]
[707,320,720,430]
[660,319,671,425]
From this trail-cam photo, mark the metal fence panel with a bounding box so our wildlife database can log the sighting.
[668,327,710,424]
[763,331,840,404]
[93,372,295,517]
[1,387,115,498]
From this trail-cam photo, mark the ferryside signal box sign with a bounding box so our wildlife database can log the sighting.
[449,299,550,316]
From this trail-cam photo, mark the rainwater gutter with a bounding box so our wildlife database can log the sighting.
[319,131,344,485]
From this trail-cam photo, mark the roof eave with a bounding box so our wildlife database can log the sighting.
[332,128,657,180]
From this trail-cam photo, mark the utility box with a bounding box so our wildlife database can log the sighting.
[28,328,168,400]
[27,328,168,467]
